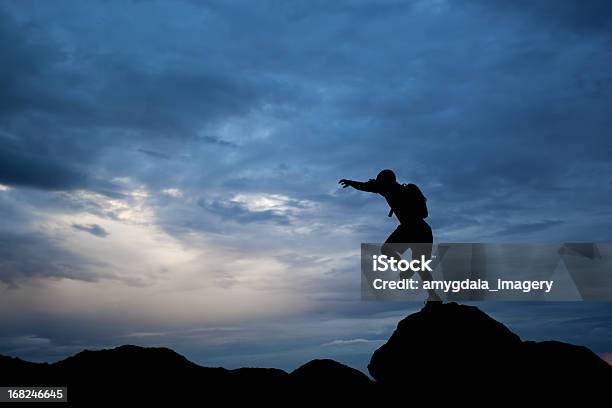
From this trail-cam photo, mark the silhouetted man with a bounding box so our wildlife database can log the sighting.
[339,169,440,301]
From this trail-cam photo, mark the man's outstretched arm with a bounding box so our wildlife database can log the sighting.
[338,179,380,193]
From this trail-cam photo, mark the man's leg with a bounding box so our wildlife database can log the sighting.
[381,226,413,279]
[381,227,409,257]
[411,222,441,302]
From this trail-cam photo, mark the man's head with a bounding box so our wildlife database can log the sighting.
[376,169,397,191]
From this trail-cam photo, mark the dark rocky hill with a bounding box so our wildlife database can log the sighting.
[1,302,609,405]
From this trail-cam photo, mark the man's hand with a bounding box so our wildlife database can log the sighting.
[338,179,379,193]
[339,179,354,189]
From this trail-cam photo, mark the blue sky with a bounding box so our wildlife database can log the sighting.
[1,0,611,372]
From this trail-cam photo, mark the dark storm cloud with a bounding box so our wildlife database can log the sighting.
[0,231,108,286]
[479,0,612,35]
[198,198,292,225]
[0,1,282,201]
[1,0,609,238]
[0,4,267,132]
[137,148,171,160]
[71,223,109,238]
[0,9,74,118]
[0,146,87,190]
[199,135,238,148]
[0,0,609,262]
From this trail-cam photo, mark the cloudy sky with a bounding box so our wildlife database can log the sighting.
[1,0,612,372]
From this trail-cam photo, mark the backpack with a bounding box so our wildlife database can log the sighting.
[387,183,428,219]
